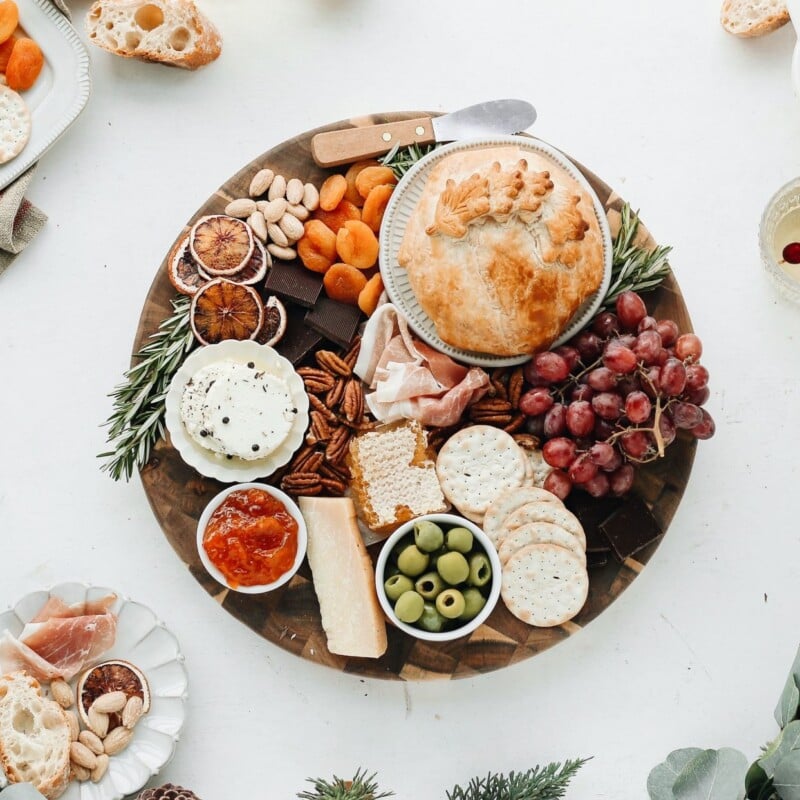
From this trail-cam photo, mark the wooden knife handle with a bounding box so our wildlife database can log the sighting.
[310,117,435,168]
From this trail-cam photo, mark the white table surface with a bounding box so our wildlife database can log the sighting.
[1,1,799,797]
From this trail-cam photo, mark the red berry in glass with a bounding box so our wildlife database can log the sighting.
[782,242,800,263]
[615,290,647,330]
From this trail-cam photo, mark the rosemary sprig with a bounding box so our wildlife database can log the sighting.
[297,769,393,800]
[604,203,672,308]
[98,294,195,481]
[445,759,589,800]
[381,142,440,179]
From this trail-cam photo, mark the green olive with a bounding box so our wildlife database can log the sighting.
[418,602,446,633]
[435,588,466,619]
[468,552,492,587]
[391,534,414,563]
[397,544,429,577]
[446,526,474,554]
[414,520,444,553]
[394,591,424,623]
[414,571,445,601]
[436,551,469,585]
[384,573,414,602]
[459,587,487,621]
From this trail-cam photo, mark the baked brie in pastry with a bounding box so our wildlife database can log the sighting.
[397,146,605,356]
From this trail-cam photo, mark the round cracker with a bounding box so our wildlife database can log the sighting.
[0,86,31,165]
[483,486,564,546]
[502,502,586,551]
[525,448,551,488]
[435,426,527,516]
[497,522,586,565]
[502,544,588,627]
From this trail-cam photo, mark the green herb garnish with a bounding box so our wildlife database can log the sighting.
[298,769,393,800]
[381,142,440,179]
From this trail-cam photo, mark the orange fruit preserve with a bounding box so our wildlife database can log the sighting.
[203,488,298,588]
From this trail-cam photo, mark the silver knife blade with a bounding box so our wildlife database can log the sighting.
[432,99,537,142]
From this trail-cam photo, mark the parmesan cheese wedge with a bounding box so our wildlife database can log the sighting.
[299,497,387,659]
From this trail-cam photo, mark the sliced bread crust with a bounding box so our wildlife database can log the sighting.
[721,0,790,37]
[85,0,222,69]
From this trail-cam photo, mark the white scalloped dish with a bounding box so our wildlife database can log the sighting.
[165,339,310,483]
[0,583,188,800]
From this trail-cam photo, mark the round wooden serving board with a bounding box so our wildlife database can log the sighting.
[135,112,696,681]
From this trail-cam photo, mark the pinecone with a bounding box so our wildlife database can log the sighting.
[138,784,201,800]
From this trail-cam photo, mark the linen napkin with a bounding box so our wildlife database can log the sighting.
[0,0,71,279]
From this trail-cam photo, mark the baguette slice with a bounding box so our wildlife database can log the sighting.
[721,0,790,37]
[0,672,71,800]
[85,0,222,69]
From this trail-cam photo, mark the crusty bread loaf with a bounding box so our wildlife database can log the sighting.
[0,672,71,799]
[721,0,789,36]
[85,0,222,69]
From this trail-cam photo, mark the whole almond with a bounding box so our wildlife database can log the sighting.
[72,763,91,782]
[263,197,287,223]
[248,211,268,242]
[286,178,304,205]
[266,243,297,261]
[285,203,310,222]
[66,710,80,741]
[302,182,320,211]
[279,213,304,242]
[88,707,109,738]
[92,691,128,714]
[91,754,109,783]
[249,168,274,197]
[79,730,105,756]
[122,696,144,729]
[267,222,289,248]
[42,706,65,730]
[50,679,73,709]
[103,726,133,756]
[70,741,98,770]
[267,174,287,201]
[225,198,256,218]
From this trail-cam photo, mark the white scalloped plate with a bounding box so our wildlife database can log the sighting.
[0,0,91,191]
[379,136,613,367]
[0,583,188,800]
[164,339,310,483]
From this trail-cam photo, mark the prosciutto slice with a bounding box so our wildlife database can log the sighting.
[356,303,490,427]
[31,594,117,623]
[0,631,64,682]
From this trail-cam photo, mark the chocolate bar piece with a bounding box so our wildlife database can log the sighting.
[305,297,363,349]
[566,493,620,552]
[275,303,323,365]
[600,494,663,562]
[264,259,323,308]
[587,551,609,570]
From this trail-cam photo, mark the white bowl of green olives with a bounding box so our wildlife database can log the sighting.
[374,514,501,642]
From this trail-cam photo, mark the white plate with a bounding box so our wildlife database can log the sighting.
[379,136,613,367]
[0,0,91,190]
[164,339,310,483]
[0,583,188,800]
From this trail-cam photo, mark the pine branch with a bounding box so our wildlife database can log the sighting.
[297,769,393,800]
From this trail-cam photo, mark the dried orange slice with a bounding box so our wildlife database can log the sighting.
[256,295,287,346]
[190,278,264,345]
[167,234,207,296]
[76,659,150,729]
[189,215,254,276]
[229,239,270,285]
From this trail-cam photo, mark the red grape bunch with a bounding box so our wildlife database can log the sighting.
[518,290,715,501]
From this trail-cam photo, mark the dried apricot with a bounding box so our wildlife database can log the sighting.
[355,166,397,199]
[361,183,395,233]
[6,37,44,91]
[0,1,19,46]
[313,199,361,234]
[323,263,368,305]
[336,220,379,270]
[344,160,380,207]
[358,273,384,317]
[319,174,347,211]
[298,220,337,274]
[0,33,16,71]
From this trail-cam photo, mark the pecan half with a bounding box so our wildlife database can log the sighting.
[325,426,351,465]
[469,398,513,420]
[489,378,508,400]
[308,393,338,422]
[508,367,524,408]
[503,412,527,433]
[325,378,346,410]
[470,412,514,425]
[288,444,316,472]
[281,472,322,496]
[319,476,347,495]
[320,460,351,482]
[315,350,352,377]
[343,336,361,369]
[297,367,336,394]
[512,432,541,450]
[341,378,364,423]
[309,410,333,442]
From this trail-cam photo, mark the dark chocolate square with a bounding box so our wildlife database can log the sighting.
[305,297,363,349]
[566,493,621,552]
[600,494,663,562]
[264,260,323,308]
[275,303,323,365]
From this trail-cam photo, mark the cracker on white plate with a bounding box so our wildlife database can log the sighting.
[435,425,527,517]
[483,485,563,546]
[497,521,586,565]
[0,87,31,165]
[502,501,586,551]
[502,543,588,627]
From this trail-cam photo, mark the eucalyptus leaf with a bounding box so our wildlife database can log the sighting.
[761,721,800,778]
[648,749,705,800]
[746,762,771,800]
[672,748,748,800]
[775,673,800,728]
[773,748,800,800]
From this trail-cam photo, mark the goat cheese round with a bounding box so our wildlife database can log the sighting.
[180,360,298,461]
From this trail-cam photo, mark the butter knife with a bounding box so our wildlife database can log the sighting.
[310,99,537,168]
